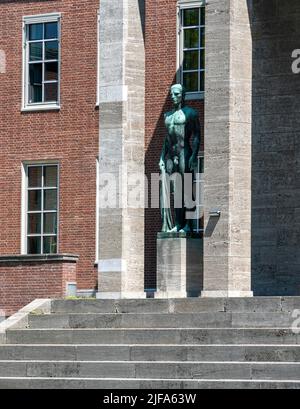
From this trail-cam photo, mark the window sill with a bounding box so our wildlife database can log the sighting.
[21,105,61,113]
[0,254,79,263]
[185,92,205,101]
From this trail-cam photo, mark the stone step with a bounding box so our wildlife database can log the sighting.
[1,360,300,380]
[1,344,300,362]
[6,328,300,345]
[0,377,300,389]
[50,297,300,314]
[28,312,296,329]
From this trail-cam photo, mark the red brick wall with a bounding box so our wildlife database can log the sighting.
[0,260,77,316]
[0,1,99,290]
[145,0,205,289]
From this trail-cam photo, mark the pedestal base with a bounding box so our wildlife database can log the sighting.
[155,233,203,299]
[96,291,146,299]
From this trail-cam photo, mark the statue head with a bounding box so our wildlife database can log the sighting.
[170,84,185,107]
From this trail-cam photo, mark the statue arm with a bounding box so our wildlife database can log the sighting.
[161,136,168,160]
[192,114,201,157]
[159,136,168,170]
[188,112,201,170]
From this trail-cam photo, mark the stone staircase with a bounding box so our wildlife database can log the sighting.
[1,297,300,388]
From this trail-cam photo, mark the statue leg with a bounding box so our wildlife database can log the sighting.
[173,153,186,231]
[160,169,174,232]
[179,151,194,233]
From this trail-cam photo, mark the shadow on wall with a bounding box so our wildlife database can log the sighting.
[144,66,205,291]
[250,0,300,295]
[138,0,145,43]
[144,73,178,290]
[186,238,203,296]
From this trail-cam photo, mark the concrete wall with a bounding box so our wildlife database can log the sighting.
[202,0,252,297]
[97,0,145,298]
[251,0,300,295]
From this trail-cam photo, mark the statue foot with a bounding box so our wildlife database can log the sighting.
[179,224,191,233]
[168,226,179,233]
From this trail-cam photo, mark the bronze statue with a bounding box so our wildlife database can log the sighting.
[159,84,201,233]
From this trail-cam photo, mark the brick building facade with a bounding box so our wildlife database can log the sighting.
[1,0,300,314]
[0,0,100,314]
[0,0,205,313]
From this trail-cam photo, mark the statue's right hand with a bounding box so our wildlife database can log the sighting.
[159,159,165,171]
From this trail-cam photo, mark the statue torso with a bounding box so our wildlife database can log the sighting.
[165,107,194,157]
[165,109,186,157]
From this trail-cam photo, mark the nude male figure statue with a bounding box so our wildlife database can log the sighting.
[159,84,201,233]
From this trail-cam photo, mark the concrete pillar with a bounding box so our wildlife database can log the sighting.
[97,0,145,299]
[202,0,253,297]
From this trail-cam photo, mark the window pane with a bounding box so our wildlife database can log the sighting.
[200,50,205,69]
[43,236,57,254]
[44,213,57,234]
[29,64,42,103]
[44,82,58,102]
[45,22,58,39]
[183,8,199,26]
[183,72,198,93]
[200,7,205,26]
[200,28,205,48]
[200,71,205,92]
[45,41,58,60]
[45,62,58,81]
[28,190,42,211]
[44,166,58,187]
[28,167,42,187]
[183,50,199,70]
[28,213,42,234]
[198,157,204,174]
[29,85,42,104]
[28,237,41,254]
[29,42,42,61]
[184,29,199,49]
[44,190,57,210]
[29,24,43,41]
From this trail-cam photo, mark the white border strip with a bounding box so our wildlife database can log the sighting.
[0,299,51,344]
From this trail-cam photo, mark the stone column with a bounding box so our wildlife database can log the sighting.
[202,0,253,297]
[97,0,145,299]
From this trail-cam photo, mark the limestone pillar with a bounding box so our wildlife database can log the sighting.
[202,0,253,297]
[97,0,145,299]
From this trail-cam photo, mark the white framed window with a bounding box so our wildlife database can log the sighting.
[22,13,61,111]
[96,10,100,106]
[177,1,205,100]
[22,163,59,254]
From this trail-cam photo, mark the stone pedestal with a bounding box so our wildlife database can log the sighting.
[156,233,203,298]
